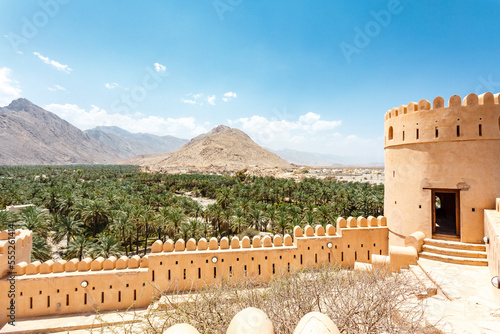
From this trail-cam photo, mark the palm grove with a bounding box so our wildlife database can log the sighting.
[0,165,383,262]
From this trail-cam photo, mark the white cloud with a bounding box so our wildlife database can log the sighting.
[228,112,344,153]
[44,103,207,138]
[181,98,197,104]
[181,93,205,106]
[207,95,216,105]
[105,82,119,89]
[154,63,166,72]
[48,84,66,92]
[33,52,72,73]
[222,91,237,102]
[0,67,21,105]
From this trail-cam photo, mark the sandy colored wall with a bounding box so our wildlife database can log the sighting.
[484,202,500,304]
[0,217,388,325]
[0,230,32,278]
[384,92,500,245]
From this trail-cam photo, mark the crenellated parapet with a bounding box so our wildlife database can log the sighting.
[384,92,500,148]
[0,217,388,324]
[6,216,388,278]
[0,229,32,278]
[12,254,149,276]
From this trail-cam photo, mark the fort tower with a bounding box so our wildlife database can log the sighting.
[384,92,500,245]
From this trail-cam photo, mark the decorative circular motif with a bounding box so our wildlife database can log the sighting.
[491,276,500,289]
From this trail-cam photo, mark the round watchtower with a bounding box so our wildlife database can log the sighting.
[384,92,500,245]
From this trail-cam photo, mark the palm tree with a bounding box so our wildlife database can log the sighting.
[177,222,191,241]
[109,209,134,255]
[303,209,316,226]
[65,235,89,261]
[166,207,187,238]
[17,206,50,238]
[216,187,232,210]
[52,215,83,245]
[156,206,171,241]
[139,206,155,254]
[230,216,247,235]
[74,199,110,237]
[31,233,52,261]
[57,192,74,216]
[0,210,17,231]
[275,209,291,236]
[188,219,200,240]
[265,204,277,230]
[250,207,264,231]
[198,221,213,239]
[91,234,123,258]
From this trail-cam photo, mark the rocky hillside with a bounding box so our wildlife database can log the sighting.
[0,99,119,165]
[124,125,293,172]
[85,126,188,158]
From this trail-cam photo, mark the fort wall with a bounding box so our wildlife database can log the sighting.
[0,216,388,325]
[484,199,500,304]
[384,92,500,245]
[0,230,32,278]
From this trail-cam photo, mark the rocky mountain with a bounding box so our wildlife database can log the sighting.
[85,126,188,158]
[0,99,119,165]
[124,125,293,171]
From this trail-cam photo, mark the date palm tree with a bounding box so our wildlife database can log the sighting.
[109,209,133,255]
[17,206,50,238]
[230,216,247,235]
[139,206,155,254]
[0,210,17,231]
[65,235,90,261]
[31,233,52,262]
[74,199,110,237]
[52,215,83,246]
[165,207,187,239]
[91,234,123,258]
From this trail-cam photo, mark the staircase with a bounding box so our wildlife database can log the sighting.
[419,238,488,266]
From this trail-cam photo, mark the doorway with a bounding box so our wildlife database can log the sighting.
[432,189,460,239]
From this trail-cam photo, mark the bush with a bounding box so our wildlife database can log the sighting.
[238,228,260,239]
[103,266,434,333]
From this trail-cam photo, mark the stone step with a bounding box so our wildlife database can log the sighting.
[418,252,488,266]
[423,238,485,251]
[421,244,487,259]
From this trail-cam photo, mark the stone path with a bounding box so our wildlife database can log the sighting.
[418,258,500,333]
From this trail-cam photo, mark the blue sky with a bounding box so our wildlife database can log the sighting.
[1,0,500,163]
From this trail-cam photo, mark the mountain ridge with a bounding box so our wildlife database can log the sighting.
[0,98,119,165]
[85,126,188,158]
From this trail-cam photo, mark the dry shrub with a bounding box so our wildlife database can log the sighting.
[100,265,435,334]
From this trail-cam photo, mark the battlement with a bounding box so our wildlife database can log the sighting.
[384,92,500,148]
[6,216,387,277]
[0,217,389,324]
[0,230,32,278]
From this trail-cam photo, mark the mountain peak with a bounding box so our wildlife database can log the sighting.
[212,124,231,132]
[125,125,292,171]
[5,98,36,111]
[0,99,119,165]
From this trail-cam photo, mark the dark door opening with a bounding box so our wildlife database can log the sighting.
[432,190,460,238]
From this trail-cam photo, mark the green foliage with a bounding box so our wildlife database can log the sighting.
[31,233,52,262]
[0,165,384,260]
